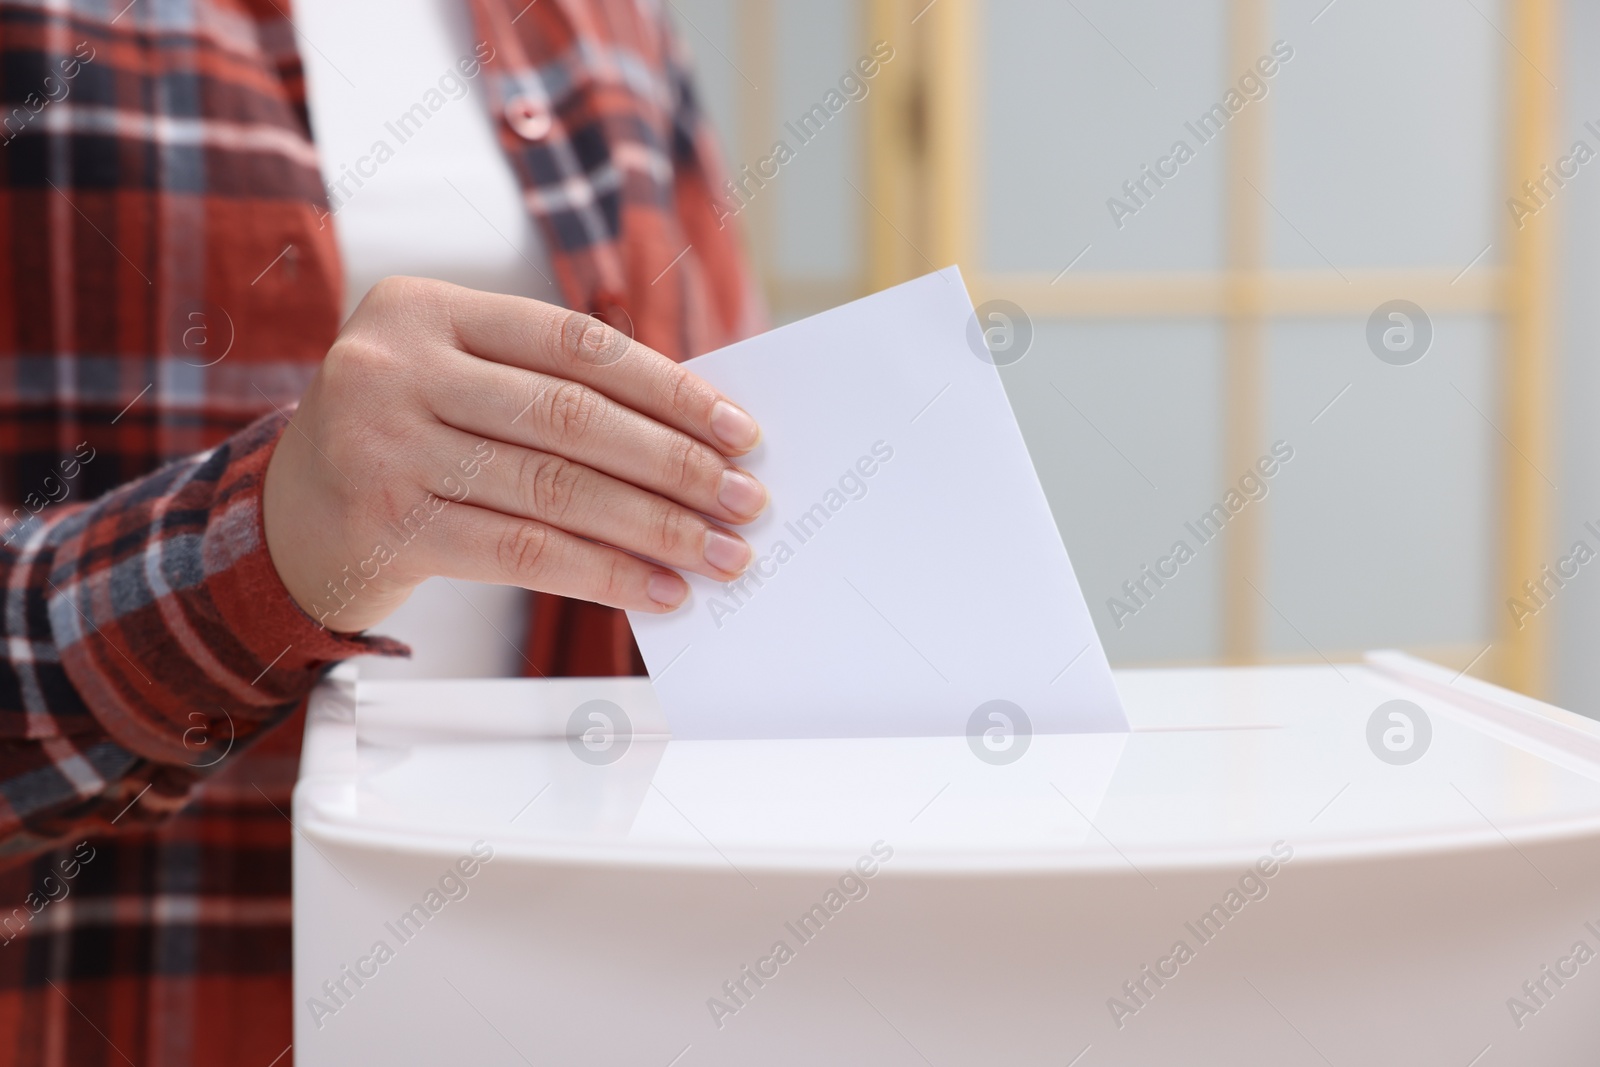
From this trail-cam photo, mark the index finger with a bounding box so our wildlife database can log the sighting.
[442,284,762,457]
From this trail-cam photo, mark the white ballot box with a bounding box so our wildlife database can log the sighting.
[292,653,1600,1066]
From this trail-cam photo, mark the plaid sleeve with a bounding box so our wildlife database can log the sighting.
[0,414,405,858]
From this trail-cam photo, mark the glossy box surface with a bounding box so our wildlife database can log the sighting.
[293,654,1600,1065]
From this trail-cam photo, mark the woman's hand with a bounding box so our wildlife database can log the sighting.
[262,276,766,633]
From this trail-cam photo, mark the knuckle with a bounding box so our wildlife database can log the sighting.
[524,452,583,521]
[498,522,551,578]
[369,274,412,299]
[561,309,629,367]
[327,335,392,379]
[363,275,430,314]
[602,552,634,604]
[546,381,600,440]
[665,435,716,494]
[336,275,451,379]
[651,501,690,558]
[666,368,701,419]
[349,276,454,346]
[666,437,697,490]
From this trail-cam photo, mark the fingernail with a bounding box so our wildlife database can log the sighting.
[703,528,751,574]
[710,400,761,452]
[718,469,768,518]
[647,571,687,609]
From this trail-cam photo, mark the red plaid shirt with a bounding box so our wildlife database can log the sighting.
[0,0,758,1062]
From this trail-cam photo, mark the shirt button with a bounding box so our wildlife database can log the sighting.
[505,96,552,141]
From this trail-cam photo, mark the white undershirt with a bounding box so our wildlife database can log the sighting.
[300,0,562,678]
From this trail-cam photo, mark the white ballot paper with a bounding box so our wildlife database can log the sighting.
[626,267,1126,740]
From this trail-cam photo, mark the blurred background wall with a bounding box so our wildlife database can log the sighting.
[668,0,1600,716]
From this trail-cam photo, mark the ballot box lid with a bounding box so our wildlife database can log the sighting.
[292,652,1600,874]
